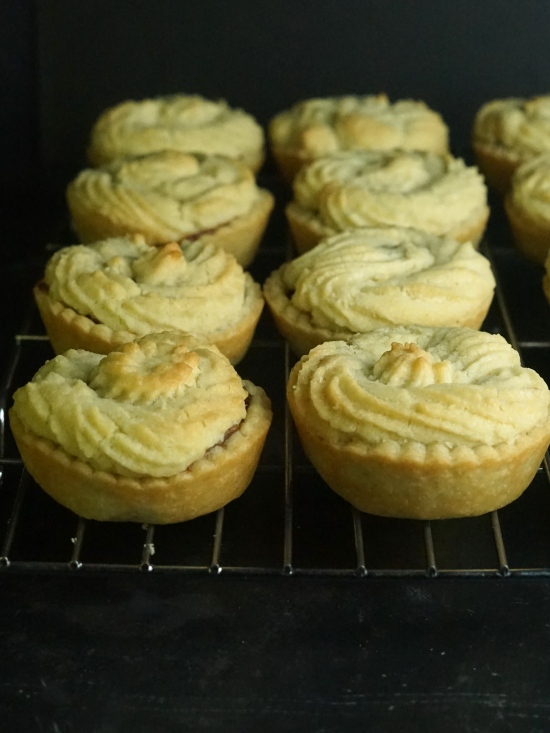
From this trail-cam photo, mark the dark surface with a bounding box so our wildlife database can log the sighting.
[1,573,550,733]
[2,2,550,731]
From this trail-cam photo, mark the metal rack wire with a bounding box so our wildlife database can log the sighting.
[1,212,550,579]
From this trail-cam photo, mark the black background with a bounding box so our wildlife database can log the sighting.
[4,0,550,190]
[2,2,550,731]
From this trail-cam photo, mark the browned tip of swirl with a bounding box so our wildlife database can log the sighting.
[372,341,453,388]
[149,241,184,268]
[160,241,183,256]
[89,335,201,403]
[133,242,185,285]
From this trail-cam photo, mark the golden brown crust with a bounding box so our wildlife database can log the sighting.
[472,140,523,194]
[505,194,550,265]
[183,189,274,268]
[34,235,266,363]
[285,150,489,253]
[264,228,495,356]
[287,391,549,518]
[269,95,449,183]
[34,280,264,365]
[287,328,550,519]
[10,382,272,524]
[87,94,266,172]
[66,152,274,267]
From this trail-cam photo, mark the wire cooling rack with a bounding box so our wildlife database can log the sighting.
[1,190,550,578]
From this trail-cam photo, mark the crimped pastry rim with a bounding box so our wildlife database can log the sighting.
[34,276,265,365]
[9,381,272,524]
[287,356,550,518]
[263,264,355,356]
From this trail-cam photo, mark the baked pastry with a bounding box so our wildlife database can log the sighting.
[505,154,550,264]
[66,150,274,267]
[264,227,495,356]
[87,93,265,172]
[34,235,264,364]
[269,94,449,182]
[286,150,489,253]
[9,331,272,524]
[473,95,550,192]
[287,326,550,519]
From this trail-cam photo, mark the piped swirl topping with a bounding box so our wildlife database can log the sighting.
[292,150,487,237]
[277,227,495,331]
[11,332,248,477]
[371,341,454,388]
[474,96,550,155]
[290,326,550,447]
[44,235,259,339]
[88,94,265,167]
[67,150,261,243]
[269,94,448,156]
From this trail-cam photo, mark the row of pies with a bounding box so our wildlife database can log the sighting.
[66,92,550,270]
[9,93,550,528]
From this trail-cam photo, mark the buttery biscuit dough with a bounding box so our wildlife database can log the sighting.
[505,154,550,264]
[287,326,550,519]
[10,331,272,523]
[286,149,489,253]
[473,95,550,192]
[88,94,265,171]
[34,236,264,363]
[269,94,449,182]
[263,227,495,355]
[66,150,274,267]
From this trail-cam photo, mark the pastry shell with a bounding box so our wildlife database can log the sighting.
[472,140,522,194]
[269,94,449,183]
[504,155,550,264]
[288,399,550,519]
[472,96,550,193]
[264,228,495,356]
[34,277,263,366]
[87,94,266,172]
[10,381,272,524]
[287,329,550,519]
[66,151,274,268]
[285,150,489,254]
